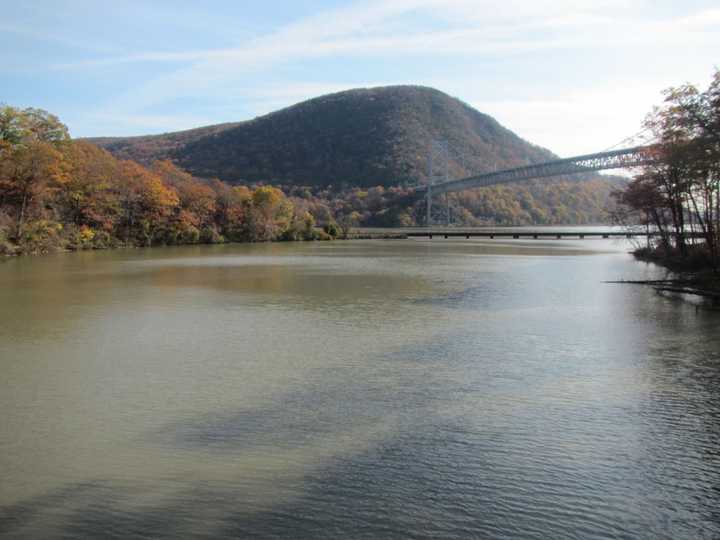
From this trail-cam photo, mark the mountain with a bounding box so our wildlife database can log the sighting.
[87,86,563,188]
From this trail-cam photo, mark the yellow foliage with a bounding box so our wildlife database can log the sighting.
[252,186,284,208]
[79,225,95,243]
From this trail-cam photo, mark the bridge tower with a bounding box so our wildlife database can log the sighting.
[426,139,449,227]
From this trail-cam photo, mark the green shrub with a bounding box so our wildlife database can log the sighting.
[323,222,340,238]
[200,226,224,244]
[183,225,201,244]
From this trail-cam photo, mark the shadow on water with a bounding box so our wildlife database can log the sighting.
[3,325,720,539]
[3,415,719,540]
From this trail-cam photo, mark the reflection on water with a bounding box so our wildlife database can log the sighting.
[1,237,719,539]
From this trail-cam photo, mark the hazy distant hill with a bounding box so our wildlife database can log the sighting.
[87,86,561,187]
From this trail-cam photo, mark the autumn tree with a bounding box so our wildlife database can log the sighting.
[614,70,720,270]
[117,161,179,246]
[60,141,122,233]
[209,181,251,241]
[247,186,294,241]
[0,106,70,240]
[151,160,221,242]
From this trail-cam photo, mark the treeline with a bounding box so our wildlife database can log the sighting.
[613,70,720,271]
[1,105,623,256]
[0,106,332,255]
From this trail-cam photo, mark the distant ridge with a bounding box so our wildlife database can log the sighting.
[86,86,559,187]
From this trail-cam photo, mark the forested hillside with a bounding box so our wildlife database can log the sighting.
[1,107,323,255]
[2,95,624,255]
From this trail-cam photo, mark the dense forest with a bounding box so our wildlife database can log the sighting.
[291,177,620,229]
[0,107,326,255]
[1,102,621,256]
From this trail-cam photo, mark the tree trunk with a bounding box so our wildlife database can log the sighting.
[16,189,28,240]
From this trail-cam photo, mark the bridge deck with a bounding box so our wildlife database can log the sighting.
[407,231,697,240]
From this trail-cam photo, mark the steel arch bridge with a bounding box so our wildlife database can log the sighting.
[416,145,655,225]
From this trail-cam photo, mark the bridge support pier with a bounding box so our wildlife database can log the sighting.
[426,186,432,227]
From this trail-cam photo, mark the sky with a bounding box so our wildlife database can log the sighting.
[2,0,719,157]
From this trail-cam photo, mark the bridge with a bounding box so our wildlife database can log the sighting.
[405,230,703,240]
[416,145,655,225]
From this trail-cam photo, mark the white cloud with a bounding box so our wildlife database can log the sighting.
[59,0,720,155]
[51,0,635,71]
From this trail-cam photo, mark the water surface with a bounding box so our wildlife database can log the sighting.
[1,237,719,538]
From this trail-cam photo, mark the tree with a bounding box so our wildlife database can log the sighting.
[152,160,219,242]
[614,70,720,270]
[117,161,178,246]
[0,106,70,239]
[248,186,294,241]
[209,181,250,241]
[338,211,361,238]
[60,141,121,232]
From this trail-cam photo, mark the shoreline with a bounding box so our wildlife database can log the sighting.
[0,231,413,259]
[628,247,720,302]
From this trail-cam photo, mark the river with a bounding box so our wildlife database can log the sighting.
[1,235,719,538]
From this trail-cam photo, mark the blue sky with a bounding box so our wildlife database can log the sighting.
[2,0,719,156]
